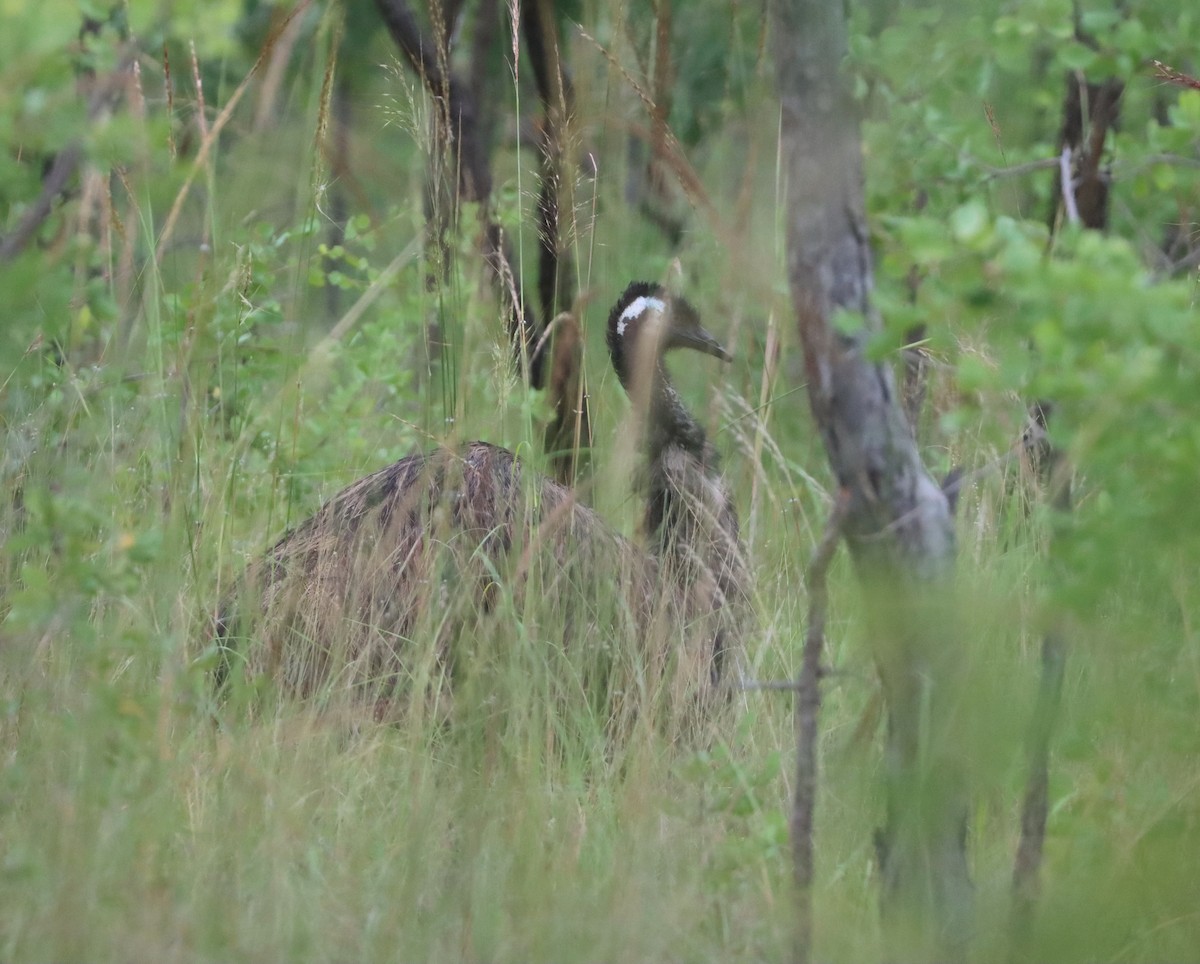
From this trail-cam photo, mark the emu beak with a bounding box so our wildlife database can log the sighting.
[666,325,733,362]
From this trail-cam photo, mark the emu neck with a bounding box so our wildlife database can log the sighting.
[645,376,708,466]
[635,359,746,689]
[637,370,716,552]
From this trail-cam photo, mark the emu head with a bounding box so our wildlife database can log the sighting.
[606,281,731,392]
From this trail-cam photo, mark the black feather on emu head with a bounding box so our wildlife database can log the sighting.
[606,281,731,390]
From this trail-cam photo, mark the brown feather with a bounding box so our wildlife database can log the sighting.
[216,284,751,723]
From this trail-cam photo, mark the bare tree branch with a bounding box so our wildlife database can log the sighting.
[1012,626,1067,927]
[791,490,848,964]
[0,44,136,264]
[1011,72,1116,943]
[0,144,84,264]
[523,0,575,322]
[522,0,592,483]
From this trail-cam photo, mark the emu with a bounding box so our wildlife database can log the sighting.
[215,282,749,719]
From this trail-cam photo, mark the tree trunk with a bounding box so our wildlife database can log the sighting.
[1009,64,1115,943]
[374,0,542,386]
[523,0,592,484]
[772,0,971,955]
[1047,74,1123,231]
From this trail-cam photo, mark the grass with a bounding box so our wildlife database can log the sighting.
[2,10,1200,963]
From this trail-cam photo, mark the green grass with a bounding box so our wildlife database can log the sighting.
[3,15,1200,963]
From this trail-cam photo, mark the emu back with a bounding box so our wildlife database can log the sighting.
[216,442,723,719]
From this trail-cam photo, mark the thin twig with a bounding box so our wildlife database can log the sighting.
[981,156,1061,181]
[743,680,802,692]
[741,667,861,693]
[792,490,849,964]
[1165,245,1200,278]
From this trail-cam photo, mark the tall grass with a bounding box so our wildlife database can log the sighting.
[1,9,1198,963]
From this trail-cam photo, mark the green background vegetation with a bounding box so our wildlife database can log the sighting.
[1,0,1197,960]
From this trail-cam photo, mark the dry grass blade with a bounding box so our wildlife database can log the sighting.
[1153,60,1200,91]
[577,27,717,219]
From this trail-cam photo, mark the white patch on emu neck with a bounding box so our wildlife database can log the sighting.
[616,295,666,337]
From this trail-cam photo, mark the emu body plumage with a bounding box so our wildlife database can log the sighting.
[216,283,749,715]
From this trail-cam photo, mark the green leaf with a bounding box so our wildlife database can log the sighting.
[950,200,989,246]
[1057,44,1098,72]
[831,309,866,336]
[1171,91,1200,131]
[956,352,996,392]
